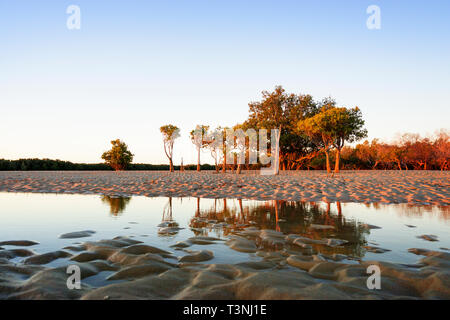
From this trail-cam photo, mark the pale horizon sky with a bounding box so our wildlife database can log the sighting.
[1,1,449,164]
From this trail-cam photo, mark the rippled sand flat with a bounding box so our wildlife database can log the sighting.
[1,192,448,300]
[0,171,448,205]
[1,234,449,300]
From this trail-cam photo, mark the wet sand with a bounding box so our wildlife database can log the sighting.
[1,232,449,300]
[0,170,448,205]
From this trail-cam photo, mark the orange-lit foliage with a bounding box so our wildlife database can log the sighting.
[337,130,449,170]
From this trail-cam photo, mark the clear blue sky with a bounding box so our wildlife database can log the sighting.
[1,0,449,164]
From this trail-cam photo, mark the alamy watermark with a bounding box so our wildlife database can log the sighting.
[366,5,381,30]
[66,265,81,290]
[191,128,280,175]
[64,5,380,31]
[366,265,381,289]
[66,5,81,30]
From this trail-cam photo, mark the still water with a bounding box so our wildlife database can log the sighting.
[0,192,448,266]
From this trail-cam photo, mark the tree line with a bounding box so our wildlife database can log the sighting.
[158,86,448,173]
[2,86,448,172]
[336,130,449,171]
[160,86,368,174]
[0,158,214,171]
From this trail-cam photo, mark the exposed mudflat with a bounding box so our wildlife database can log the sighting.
[0,171,449,205]
[1,230,449,300]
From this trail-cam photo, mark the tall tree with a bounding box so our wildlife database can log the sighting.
[245,86,320,173]
[298,106,367,173]
[325,107,367,173]
[220,127,231,172]
[232,123,248,174]
[101,139,134,171]
[205,127,223,173]
[297,98,337,173]
[245,86,288,174]
[190,125,209,172]
[298,113,334,173]
[160,125,180,172]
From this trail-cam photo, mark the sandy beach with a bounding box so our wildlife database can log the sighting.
[1,173,449,300]
[0,170,448,205]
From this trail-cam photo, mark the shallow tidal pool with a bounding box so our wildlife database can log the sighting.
[0,192,448,267]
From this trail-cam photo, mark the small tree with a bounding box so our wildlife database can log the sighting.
[326,107,367,173]
[190,125,209,171]
[101,139,134,171]
[160,125,180,172]
[299,106,367,173]
[298,114,334,173]
[205,127,223,173]
[355,139,382,169]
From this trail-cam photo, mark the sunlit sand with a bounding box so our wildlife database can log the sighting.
[0,170,448,205]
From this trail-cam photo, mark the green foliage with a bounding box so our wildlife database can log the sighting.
[101,139,134,171]
[0,158,111,171]
[298,106,368,150]
[190,125,210,171]
[298,106,367,172]
[190,125,209,146]
[326,107,368,150]
[244,86,324,170]
[245,86,318,131]
[0,159,218,171]
[160,125,180,142]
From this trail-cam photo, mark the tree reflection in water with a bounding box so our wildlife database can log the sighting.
[190,199,369,258]
[101,195,131,216]
[158,197,181,237]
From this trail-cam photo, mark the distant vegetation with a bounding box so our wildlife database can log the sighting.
[0,159,215,171]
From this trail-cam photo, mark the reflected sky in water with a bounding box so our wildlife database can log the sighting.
[0,192,448,265]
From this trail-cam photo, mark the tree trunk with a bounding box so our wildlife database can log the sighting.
[238,199,244,222]
[325,149,331,173]
[274,200,280,232]
[196,197,200,216]
[236,163,241,174]
[337,201,342,216]
[169,159,174,172]
[372,161,379,170]
[197,148,201,171]
[274,129,281,175]
[222,155,226,173]
[334,148,341,173]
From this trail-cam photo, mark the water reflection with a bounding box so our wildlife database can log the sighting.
[189,199,369,258]
[158,197,181,236]
[96,195,448,260]
[363,202,450,220]
[101,196,131,216]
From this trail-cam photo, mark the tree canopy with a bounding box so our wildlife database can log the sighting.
[101,139,134,171]
[298,106,367,173]
[190,125,210,171]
